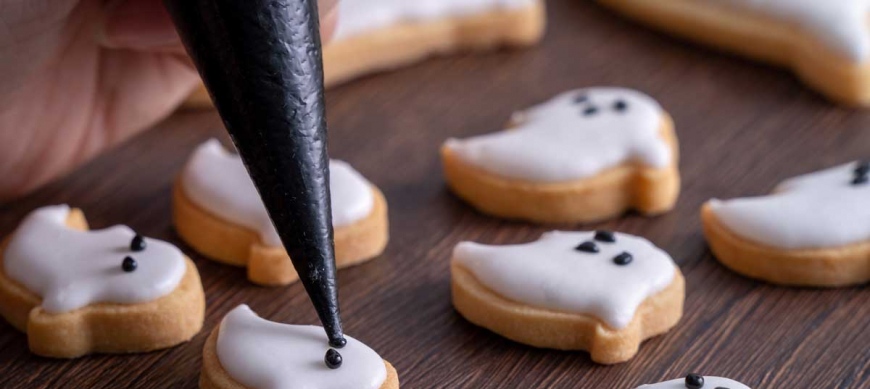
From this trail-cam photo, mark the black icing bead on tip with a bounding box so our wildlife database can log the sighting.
[130,234,146,252]
[325,348,343,369]
[852,174,869,185]
[582,106,599,116]
[329,336,347,349]
[122,256,138,272]
[613,252,633,266]
[612,100,628,112]
[855,161,870,176]
[575,241,599,253]
[685,374,705,389]
[594,230,616,243]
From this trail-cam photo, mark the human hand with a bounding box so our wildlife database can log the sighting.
[0,0,338,201]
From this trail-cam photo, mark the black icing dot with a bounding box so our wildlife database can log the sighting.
[714,387,730,389]
[575,241,599,253]
[582,106,599,116]
[325,348,343,369]
[852,174,869,185]
[573,94,589,104]
[613,252,633,266]
[685,374,705,389]
[330,336,347,349]
[130,234,146,252]
[855,161,870,176]
[594,230,616,243]
[122,256,138,272]
[613,100,628,112]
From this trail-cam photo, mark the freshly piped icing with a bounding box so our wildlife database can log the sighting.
[2,205,186,313]
[709,162,870,250]
[637,376,750,389]
[334,0,536,40]
[453,231,676,329]
[713,0,870,61]
[444,87,671,182]
[216,305,387,389]
[180,139,375,247]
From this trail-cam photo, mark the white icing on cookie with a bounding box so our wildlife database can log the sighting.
[180,139,375,247]
[443,87,670,182]
[2,205,186,313]
[453,231,676,329]
[713,0,870,61]
[709,161,870,250]
[637,376,750,389]
[217,305,387,389]
[334,0,536,40]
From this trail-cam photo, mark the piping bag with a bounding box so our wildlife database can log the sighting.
[163,0,347,350]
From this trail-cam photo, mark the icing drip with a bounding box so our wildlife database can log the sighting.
[453,231,676,329]
[3,205,186,313]
[709,162,870,249]
[444,87,670,182]
[216,305,387,389]
[180,140,375,247]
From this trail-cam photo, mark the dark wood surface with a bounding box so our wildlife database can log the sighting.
[3,0,870,387]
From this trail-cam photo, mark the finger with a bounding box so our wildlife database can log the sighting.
[101,0,339,51]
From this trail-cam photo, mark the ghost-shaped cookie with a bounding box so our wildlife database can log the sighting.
[441,87,680,223]
[638,374,750,389]
[0,205,204,358]
[702,161,870,287]
[450,230,684,364]
[200,305,400,389]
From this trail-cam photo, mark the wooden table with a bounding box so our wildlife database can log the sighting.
[3,0,870,387]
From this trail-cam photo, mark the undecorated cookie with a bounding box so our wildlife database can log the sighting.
[451,230,684,364]
[442,87,680,224]
[200,305,400,389]
[0,205,205,358]
[185,0,546,108]
[596,0,870,106]
[638,374,750,389]
[173,140,389,286]
[702,161,870,287]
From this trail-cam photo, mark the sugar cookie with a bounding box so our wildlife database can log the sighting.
[173,140,389,286]
[184,0,546,108]
[0,205,205,358]
[441,87,680,224]
[200,305,400,389]
[702,161,870,287]
[451,230,684,364]
[596,0,870,106]
[639,374,750,389]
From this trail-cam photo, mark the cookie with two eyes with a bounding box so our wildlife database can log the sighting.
[0,205,205,358]
[638,374,750,389]
[450,230,684,364]
[702,161,870,287]
[173,140,389,286]
[595,0,870,106]
[200,305,399,389]
[441,87,680,224]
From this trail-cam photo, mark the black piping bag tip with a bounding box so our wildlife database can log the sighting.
[163,0,344,344]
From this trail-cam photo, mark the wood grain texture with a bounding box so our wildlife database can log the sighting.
[2,0,870,387]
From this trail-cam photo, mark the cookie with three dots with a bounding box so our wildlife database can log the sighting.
[450,230,684,364]
[441,87,680,224]
[638,374,750,388]
[173,140,388,286]
[702,161,870,287]
[0,205,205,358]
[595,0,870,106]
[200,305,399,389]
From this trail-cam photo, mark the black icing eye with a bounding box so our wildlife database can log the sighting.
[612,100,628,112]
[573,94,589,104]
[122,256,138,272]
[325,348,343,369]
[685,374,704,389]
[130,234,146,252]
[594,230,616,243]
[582,106,599,116]
[575,241,599,253]
[613,252,633,266]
